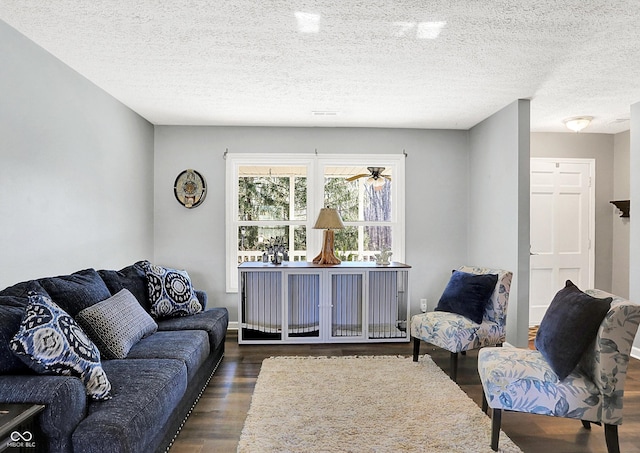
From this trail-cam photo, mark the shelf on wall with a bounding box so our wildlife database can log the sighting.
[610,200,630,218]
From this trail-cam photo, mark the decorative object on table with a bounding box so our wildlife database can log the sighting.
[261,237,288,265]
[375,248,392,265]
[312,207,345,265]
[174,169,206,208]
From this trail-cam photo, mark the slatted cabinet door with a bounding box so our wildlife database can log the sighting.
[238,262,410,344]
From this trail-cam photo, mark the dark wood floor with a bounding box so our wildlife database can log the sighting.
[170,331,640,453]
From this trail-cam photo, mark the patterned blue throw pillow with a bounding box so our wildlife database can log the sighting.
[140,261,203,319]
[10,293,112,401]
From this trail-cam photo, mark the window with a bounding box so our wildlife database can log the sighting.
[226,154,405,292]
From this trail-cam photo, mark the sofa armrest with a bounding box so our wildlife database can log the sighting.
[0,375,87,453]
[195,290,207,310]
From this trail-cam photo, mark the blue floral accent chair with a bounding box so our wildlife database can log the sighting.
[410,266,513,382]
[478,289,640,453]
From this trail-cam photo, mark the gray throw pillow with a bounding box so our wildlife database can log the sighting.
[76,289,158,359]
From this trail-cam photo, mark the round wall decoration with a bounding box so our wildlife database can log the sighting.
[174,169,207,208]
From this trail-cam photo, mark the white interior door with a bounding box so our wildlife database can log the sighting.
[529,158,595,326]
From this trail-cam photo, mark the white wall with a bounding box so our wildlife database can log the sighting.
[468,100,531,347]
[0,20,154,288]
[612,131,630,298]
[530,132,615,292]
[153,126,470,321]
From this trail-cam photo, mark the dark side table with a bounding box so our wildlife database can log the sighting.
[0,405,45,452]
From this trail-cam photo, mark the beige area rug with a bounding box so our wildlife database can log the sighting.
[237,355,522,453]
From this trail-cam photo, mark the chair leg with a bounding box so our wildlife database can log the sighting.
[481,391,488,414]
[490,408,502,451]
[412,337,420,362]
[449,352,458,382]
[581,420,591,430]
[604,424,620,453]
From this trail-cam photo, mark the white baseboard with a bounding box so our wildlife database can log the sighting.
[228,321,239,331]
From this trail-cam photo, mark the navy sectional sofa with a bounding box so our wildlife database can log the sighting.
[0,263,228,453]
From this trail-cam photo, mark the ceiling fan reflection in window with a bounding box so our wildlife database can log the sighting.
[346,167,391,190]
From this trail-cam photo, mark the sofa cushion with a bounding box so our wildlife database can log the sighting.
[0,279,48,298]
[98,264,150,311]
[76,289,158,360]
[535,280,612,380]
[127,330,209,380]
[72,358,187,453]
[38,269,111,317]
[435,270,498,324]
[157,307,229,352]
[0,296,32,374]
[9,293,112,401]
[140,261,203,319]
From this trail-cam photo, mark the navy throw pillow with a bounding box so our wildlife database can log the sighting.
[0,296,32,374]
[38,269,111,317]
[534,280,612,380]
[98,262,150,311]
[435,270,498,324]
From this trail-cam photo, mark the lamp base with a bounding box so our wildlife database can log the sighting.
[312,229,341,265]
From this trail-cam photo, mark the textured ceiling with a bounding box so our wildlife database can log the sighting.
[1,1,639,133]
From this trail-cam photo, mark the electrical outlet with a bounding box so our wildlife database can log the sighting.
[420,298,427,313]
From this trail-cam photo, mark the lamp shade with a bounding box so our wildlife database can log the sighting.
[563,116,592,133]
[313,208,344,230]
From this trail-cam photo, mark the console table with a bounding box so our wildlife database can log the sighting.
[238,261,411,344]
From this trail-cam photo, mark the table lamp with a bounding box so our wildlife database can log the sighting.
[312,207,345,265]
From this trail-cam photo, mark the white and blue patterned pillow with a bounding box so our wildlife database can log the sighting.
[140,261,203,319]
[10,293,112,401]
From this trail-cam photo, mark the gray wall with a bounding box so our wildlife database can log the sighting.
[630,102,640,353]
[153,126,470,321]
[468,100,531,347]
[0,20,154,288]
[530,132,615,292]
[613,131,630,298]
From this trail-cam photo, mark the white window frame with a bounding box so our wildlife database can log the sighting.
[226,153,405,292]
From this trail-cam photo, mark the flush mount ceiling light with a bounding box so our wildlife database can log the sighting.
[563,116,593,133]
